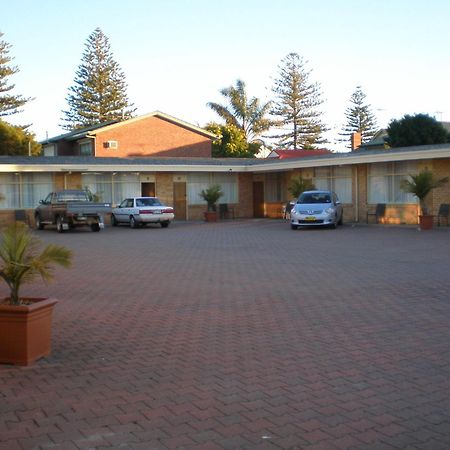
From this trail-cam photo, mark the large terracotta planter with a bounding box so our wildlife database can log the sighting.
[419,214,433,230]
[0,298,58,366]
[204,211,218,222]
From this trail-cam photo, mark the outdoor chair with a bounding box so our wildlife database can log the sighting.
[219,203,235,220]
[367,203,386,224]
[14,209,29,225]
[437,203,449,226]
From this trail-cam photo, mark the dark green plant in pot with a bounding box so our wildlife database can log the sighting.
[0,222,73,305]
[199,184,224,212]
[288,176,316,199]
[400,169,448,215]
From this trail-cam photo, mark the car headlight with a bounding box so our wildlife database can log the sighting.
[324,207,335,215]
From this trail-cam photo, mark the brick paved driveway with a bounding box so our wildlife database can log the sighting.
[1,220,450,449]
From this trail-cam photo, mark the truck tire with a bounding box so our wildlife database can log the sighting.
[91,223,100,232]
[56,216,65,233]
[35,214,44,230]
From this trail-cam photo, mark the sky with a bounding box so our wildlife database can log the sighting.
[2,0,450,152]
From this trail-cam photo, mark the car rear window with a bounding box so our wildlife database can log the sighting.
[136,198,162,207]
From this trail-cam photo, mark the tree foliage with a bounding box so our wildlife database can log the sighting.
[400,169,448,215]
[0,222,72,305]
[0,31,31,117]
[271,53,327,150]
[205,122,261,158]
[0,120,41,155]
[387,113,450,148]
[61,28,135,130]
[339,86,378,147]
[288,176,316,198]
[207,79,272,142]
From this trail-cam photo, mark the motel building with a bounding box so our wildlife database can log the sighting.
[0,112,449,226]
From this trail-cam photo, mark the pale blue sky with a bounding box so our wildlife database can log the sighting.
[3,0,450,150]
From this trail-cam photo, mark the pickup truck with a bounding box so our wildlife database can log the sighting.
[35,190,112,232]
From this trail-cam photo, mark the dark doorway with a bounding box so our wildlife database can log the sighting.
[141,182,155,197]
[173,182,187,220]
[253,181,265,218]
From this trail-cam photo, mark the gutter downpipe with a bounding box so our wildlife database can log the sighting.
[355,166,359,223]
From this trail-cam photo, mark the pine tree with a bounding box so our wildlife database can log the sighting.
[0,31,31,117]
[61,28,135,130]
[339,86,378,147]
[271,53,327,149]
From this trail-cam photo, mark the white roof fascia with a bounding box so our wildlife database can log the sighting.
[0,163,249,173]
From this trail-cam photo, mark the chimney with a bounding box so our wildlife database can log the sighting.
[351,132,362,151]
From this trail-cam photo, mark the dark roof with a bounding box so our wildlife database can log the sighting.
[1,144,449,169]
[42,121,119,144]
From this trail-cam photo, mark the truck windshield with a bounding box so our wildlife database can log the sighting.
[56,192,89,202]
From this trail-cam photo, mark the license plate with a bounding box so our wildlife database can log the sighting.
[77,216,86,220]
[305,216,316,221]
[153,210,161,214]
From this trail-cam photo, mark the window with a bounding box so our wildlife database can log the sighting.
[266,173,284,202]
[43,144,56,157]
[368,162,417,204]
[313,166,352,203]
[0,173,53,209]
[79,141,92,156]
[82,173,141,205]
[187,173,238,205]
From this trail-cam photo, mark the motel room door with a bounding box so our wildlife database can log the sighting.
[253,181,265,218]
[173,182,187,220]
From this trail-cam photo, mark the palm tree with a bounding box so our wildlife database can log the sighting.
[401,169,448,215]
[0,222,72,305]
[207,79,272,143]
[288,176,316,199]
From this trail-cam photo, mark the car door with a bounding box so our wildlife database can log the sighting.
[333,193,343,219]
[40,193,54,222]
[116,199,131,222]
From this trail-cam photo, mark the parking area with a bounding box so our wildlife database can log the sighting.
[1,220,450,449]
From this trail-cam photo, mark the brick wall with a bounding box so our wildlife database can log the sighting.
[431,159,450,222]
[94,116,212,158]
[155,173,174,207]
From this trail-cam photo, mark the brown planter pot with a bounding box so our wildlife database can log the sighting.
[419,214,433,230]
[204,211,218,222]
[0,297,58,366]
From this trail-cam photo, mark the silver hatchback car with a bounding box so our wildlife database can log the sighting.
[290,190,343,229]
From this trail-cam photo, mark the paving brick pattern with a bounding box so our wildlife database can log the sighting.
[1,221,450,449]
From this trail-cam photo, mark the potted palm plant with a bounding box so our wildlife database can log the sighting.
[0,222,72,365]
[401,169,448,230]
[199,184,224,222]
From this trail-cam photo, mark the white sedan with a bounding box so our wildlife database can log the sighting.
[111,197,175,228]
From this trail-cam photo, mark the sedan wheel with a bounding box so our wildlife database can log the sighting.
[291,224,298,230]
[35,214,44,230]
[161,221,170,228]
[111,214,117,226]
[130,216,137,228]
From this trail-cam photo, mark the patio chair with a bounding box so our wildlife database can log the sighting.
[367,203,386,224]
[14,209,29,225]
[219,203,235,219]
[437,203,449,226]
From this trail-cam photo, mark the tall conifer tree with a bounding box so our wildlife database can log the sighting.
[61,28,135,130]
[271,53,327,149]
[339,86,378,147]
[0,31,31,117]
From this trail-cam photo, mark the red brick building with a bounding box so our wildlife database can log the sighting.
[41,111,215,158]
